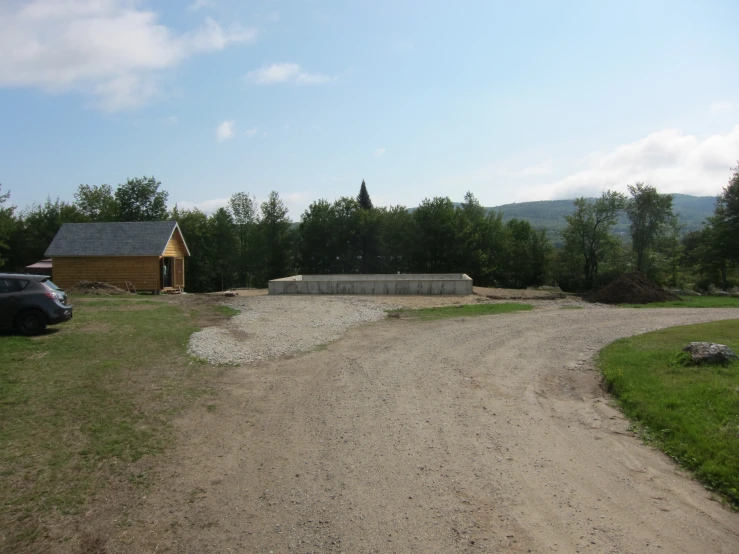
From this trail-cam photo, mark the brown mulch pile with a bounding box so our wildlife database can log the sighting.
[67,281,129,295]
[586,272,680,305]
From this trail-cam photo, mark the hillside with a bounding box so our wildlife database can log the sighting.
[488,194,716,240]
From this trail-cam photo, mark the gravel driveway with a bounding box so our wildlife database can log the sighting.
[189,295,393,364]
[116,304,739,553]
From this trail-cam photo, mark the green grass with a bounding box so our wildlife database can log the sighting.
[621,296,739,308]
[0,296,222,550]
[390,302,533,321]
[599,320,739,507]
[214,305,240,318]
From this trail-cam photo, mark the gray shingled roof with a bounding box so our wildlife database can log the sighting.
[45,221,189,257]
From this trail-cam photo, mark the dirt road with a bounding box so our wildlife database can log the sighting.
[111,307,739,553]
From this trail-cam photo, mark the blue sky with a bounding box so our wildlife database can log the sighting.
[1,0,738,219]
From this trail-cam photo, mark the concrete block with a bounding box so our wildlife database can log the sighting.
[268,274,473,295]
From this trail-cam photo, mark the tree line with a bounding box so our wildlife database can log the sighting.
[0,167,737,293]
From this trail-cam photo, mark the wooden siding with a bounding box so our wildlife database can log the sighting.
[163,229,188,257]
[52,257,160,291]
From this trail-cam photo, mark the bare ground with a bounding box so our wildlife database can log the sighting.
[99,302,739,554]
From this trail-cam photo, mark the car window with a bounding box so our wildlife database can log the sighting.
[0,279,13,293]
[0,278,26,293]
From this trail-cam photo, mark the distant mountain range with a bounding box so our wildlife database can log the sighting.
[478,194,716,241]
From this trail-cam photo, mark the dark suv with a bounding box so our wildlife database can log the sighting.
[0,273,73,335]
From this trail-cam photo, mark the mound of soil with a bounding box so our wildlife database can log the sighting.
[586,272,680,305]
[67,280,128,295]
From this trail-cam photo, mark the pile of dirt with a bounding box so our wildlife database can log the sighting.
[67,280,129,295]
[586,272,680,305]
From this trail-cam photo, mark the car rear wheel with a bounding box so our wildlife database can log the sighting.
[15,310,47,336]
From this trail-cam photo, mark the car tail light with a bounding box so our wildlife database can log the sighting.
[44,290,58,300]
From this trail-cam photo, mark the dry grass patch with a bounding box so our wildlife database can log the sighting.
[0,295,226,552]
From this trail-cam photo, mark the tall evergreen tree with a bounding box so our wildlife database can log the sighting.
[357,180,373,210]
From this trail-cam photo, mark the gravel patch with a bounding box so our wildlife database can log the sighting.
[189,295,393,364]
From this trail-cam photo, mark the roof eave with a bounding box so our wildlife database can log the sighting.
[161,222,191,257]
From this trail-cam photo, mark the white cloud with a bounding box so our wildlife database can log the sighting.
[243,127,257,137]
[709,101,734,115]
[216,120,235,142]
[188,0,215,12]
[373,148,387,157]
[523,126,739,201]
[0,1,257,110]
[244,63,334,85]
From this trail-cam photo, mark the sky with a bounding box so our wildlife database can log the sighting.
[1,0,738,219]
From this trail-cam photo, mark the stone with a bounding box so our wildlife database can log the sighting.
[682,342,738,365]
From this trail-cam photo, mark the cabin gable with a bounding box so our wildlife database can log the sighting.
[163,227,189,257]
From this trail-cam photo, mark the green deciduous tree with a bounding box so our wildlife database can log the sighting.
[502,219,552,288]
[255,191,293,283]
[171,206,215,293]
[456,192,505,284]
[379,205,417,273]
[684,165,739,289]
[74,184,118,222]
[331,197,362,273]
[21,198,88,265]
[625,182,674,273]
[0,184,17,269]
[561,191,626,289]
[114,176,169,221]
[713,164,739,265]
[229,192,258,287]
[299,199,337,274]
[209,207,238,291]
[414,197,459,273]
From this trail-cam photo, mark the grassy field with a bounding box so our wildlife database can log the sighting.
[621,296,739,308]
[391,302,533,321]
[0,295,226,551]
[599,320,739,508]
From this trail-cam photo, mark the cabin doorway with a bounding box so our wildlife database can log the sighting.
[161,257,173,289]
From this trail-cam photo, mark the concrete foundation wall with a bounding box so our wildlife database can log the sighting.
[268,274,473,295]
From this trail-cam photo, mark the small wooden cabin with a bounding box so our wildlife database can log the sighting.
[45,221,190,293]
